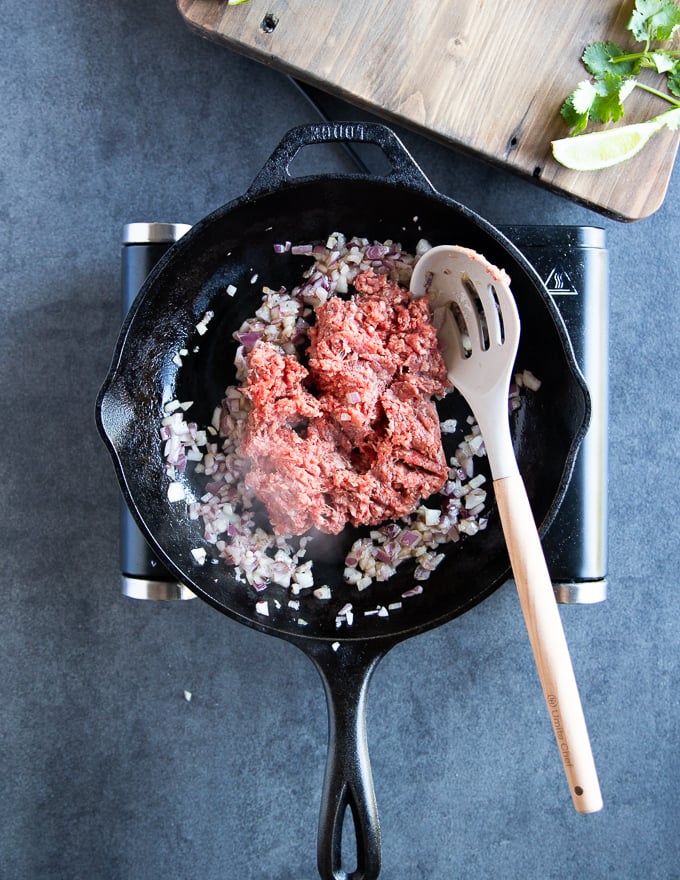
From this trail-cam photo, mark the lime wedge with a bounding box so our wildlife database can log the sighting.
[552,108,680,171]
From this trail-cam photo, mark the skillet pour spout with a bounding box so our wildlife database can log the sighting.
[96,122,590,878]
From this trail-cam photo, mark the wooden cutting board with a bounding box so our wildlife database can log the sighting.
[177,0,679,221]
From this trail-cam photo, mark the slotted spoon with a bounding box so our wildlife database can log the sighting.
[411,244,602,814]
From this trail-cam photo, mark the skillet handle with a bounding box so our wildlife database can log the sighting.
[246,122,435,198]
[305,641,387,880]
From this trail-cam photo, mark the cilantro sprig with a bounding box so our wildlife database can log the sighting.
[554,0,680,169]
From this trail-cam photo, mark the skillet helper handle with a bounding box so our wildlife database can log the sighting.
[246,122,435,198]
[494,473,603,814]
[311,647,384,880]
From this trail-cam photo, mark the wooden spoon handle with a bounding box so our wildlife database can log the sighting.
[494,473,603,814]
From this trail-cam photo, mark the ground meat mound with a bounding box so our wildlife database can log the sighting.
[240,269,451,535]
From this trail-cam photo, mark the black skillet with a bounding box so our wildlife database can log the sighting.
[96,123,589,880]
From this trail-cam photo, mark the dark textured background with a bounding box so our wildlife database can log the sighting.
[2,2,679,878]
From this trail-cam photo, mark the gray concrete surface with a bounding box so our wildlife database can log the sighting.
[2,2,679,878]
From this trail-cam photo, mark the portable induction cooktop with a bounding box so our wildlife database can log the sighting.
[118,220,608,607]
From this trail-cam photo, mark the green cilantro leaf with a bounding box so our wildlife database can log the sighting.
[589,74,633,124]
[629,0,680,43]
[560,100,588,135]
[667,63,680,96]
[582,42,637,77]
[561,84,595,134]
[571,80,598,115]
[560,75,636,133]
[651,51,677,72]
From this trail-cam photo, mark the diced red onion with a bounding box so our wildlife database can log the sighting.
[236,330,263,347]
[400,530,420,547]
[365,244,388,260]
[402,586,423,598]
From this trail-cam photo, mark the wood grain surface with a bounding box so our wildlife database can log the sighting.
[177,0,680,220]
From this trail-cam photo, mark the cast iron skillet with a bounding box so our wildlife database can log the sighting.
[96,123,589,880]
